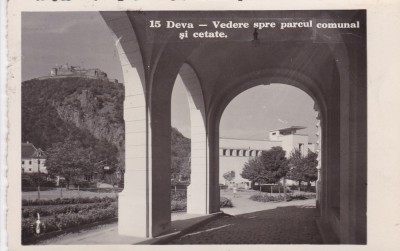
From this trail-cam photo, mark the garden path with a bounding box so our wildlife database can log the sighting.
[169,196,322,244]
[36,190,321,244]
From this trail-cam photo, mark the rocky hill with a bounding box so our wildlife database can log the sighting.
[22,77,190,174]
[22,77,125,167]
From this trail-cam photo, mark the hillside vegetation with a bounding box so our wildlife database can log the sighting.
[22,77,191,181]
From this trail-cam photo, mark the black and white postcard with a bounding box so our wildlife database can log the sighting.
[2,0,400,251]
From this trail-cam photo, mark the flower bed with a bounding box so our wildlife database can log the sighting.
[22,194,235,242]
[22,203,117,242]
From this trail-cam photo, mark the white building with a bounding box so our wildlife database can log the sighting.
[21,142,47,174]
[219,126,315,186]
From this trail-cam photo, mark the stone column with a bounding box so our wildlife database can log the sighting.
[179,64,209,215]
[101,12,151,237]
[149,93,172,237]
[338,42,367,244]
[207,114,221,214]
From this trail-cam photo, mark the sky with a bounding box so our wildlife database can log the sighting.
[23,12,318,143]
[22,12,123,82]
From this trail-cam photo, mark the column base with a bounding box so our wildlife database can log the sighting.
[118,190,148,237]
[186,184,208,215]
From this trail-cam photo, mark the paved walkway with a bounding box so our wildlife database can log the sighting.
[36,190,322,245]
[169,202,322,244]
[168,190,323,244]
[36,213,214,245]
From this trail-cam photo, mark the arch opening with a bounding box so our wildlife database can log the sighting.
[218,82,324,211]
[171,63,209,215]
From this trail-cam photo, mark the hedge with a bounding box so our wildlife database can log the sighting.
[22,196,116,206]
[170,196,234,211]
[250,194,286,202]
[289,193,316,200]
[250,193,316,202]
[22,202,114,218]
[252,185,291,193]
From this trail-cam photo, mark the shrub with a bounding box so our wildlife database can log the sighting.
[171,190,186,202]
[288,185,316,193]
[220,197,233,208]
[250,193,286,202]
[219,184,228,190]
[21,218,36,240]
[41,179,57,188]
[22,174,57,191]
[22,175,36,188]
[73,180,96,188]
[171,200,186,211]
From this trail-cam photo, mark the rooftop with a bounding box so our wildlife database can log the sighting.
[269,126,306,132]
[22,142,45,159]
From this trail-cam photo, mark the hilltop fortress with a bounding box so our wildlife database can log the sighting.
[38,64,119,83]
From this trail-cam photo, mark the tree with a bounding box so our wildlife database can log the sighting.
[179,157,191,181]
[241,147,289,196]
[287,148,304,191]
[89,139,119,181]
[287,149,318,191]
[46,138,93,189]
[171,127,191,184]
[241,156,267,191]
[223,170,235,184]
[260,146,289,183]
[171,156,191,182]
[303,150,318,190]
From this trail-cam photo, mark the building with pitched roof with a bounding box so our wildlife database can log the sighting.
[21,142,47,174]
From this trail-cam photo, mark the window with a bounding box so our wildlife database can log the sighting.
[272,132,276,135]
[38,160,41,164]
[299,143,304,153]
[29,168,32,172]
[22,160,25,164]
[29,161,32,165]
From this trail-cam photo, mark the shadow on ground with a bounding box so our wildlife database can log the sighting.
[168,205,323,244]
